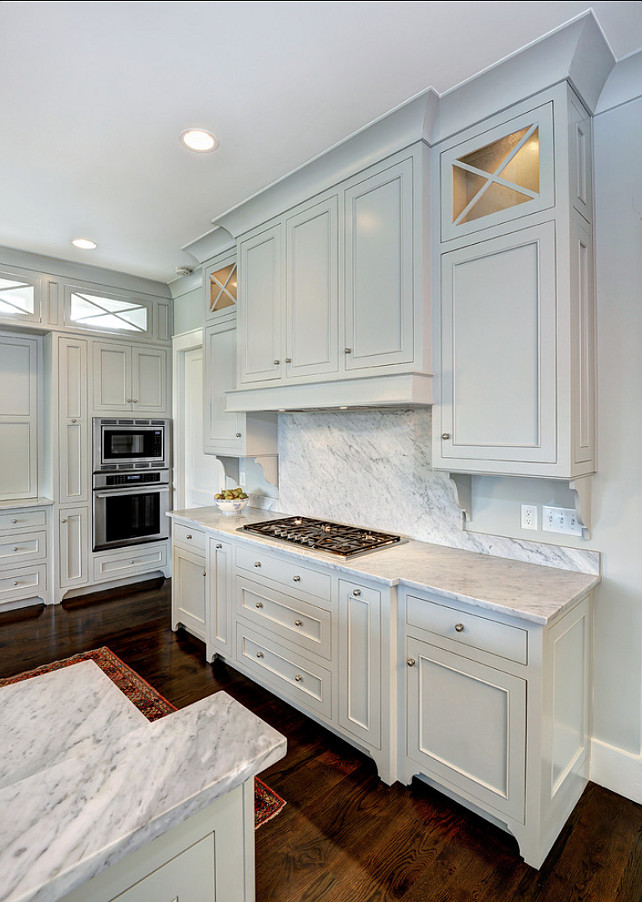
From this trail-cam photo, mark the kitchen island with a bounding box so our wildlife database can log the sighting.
[0,660,286,902]
[169,504,599,868]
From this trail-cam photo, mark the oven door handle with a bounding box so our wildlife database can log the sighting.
[93,487,169,499]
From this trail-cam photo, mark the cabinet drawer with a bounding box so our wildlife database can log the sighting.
[235,545,331,603]
[236,624,332,718]
[0,530,47,568]
[173,523,206,553]
[236,576,332,660]
[93,544,168,581]
[0,509,47,534]
[406,594,528,665]
[0,564,47,603]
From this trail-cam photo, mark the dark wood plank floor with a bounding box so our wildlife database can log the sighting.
[2,580,641,902]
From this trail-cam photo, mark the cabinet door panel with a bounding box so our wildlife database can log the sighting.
[440,221,556,464]
[58,337,88,504]
[338,581,381,748]
[207,537,233,658]
[59,506,88,588]
[133,347,167,413]
[204,322,244,455]
[0,334,39,500]
[344,159,414,370]
[172,546,206,640]
[286,197,339,378]
[238,225,282,384]
[407,637,526,821]
[93,342,130,410]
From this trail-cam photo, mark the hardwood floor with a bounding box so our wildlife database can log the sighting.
[2,581,641,901]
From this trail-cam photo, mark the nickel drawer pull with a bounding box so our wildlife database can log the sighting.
[294,674,303,682]
[256,601,264,609]
[294,619,303,627]
[256,651,265,659]
[455,623,465,633]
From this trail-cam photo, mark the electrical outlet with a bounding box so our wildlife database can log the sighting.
[542,506,583,536]
[521,504,538,530]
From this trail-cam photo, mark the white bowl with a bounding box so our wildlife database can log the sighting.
[215,497,249,516]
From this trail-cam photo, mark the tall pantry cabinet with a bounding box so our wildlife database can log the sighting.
[432,83,595,490]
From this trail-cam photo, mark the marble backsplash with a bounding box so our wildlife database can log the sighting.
[277,409,600,575]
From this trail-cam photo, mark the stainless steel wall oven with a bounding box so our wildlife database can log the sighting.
[92,418,171,551]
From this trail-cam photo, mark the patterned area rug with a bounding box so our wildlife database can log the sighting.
[0,646,286,829]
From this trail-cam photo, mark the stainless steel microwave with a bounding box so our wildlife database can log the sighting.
[93,418,170,471]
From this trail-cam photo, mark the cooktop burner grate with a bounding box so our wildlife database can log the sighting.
[238,516,406,558]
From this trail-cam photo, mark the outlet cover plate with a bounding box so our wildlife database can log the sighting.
[521,504,538,530]
[542,505,583,536]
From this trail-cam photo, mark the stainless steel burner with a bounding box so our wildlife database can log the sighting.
[238,517,406,558]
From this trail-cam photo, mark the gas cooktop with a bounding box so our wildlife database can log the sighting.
[239,516,406,559]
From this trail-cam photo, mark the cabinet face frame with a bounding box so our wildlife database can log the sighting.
[439,101,555,243]
[439,220,557,466]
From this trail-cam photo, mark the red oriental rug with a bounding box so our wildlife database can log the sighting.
[0,646,286,829]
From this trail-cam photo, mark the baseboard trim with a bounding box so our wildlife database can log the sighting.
[590,738,642,804]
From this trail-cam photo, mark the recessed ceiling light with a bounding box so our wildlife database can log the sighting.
[181,128,217,152]
[71,238,97,250]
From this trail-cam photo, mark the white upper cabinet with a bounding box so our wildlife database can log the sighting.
[286,196,339,379]
[238,224,282,385]
[234,145,429,402]
[0,269,43,327]
[433,84,596,481]
[344,158,414,370]
[57,335,89,504]
[204,254,237,323]
[63,283,171,344]
[92,340,169,415]
[439,101,555,243]
[0,332,40,500]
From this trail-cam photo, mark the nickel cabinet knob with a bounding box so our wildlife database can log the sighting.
[256,601,264,609]
[254,561,261,568]
[295,674,303,682]
[186,534,192,539]
[344,347,352,354]
[441,433,451,440]
[407,658,416,667]
[216,543,222,549]
[293,575,301,582]
[274,359,280,365]
[235,432,242,438]
[294,619,303,627]
[256,651,265,659]
[353,588,361,597]
[285,357,292,363]
[455,623,465,633]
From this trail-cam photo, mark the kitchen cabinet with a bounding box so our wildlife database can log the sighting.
[344,157,414,370]
[57,505,89,593]
[206,535,233,660]
[204,252,238,323]
[172,542,206,642]
[231,145,430,407]
[0,331,40,501]
[92,340,170,415]
[0,266,44,327]
[203,318,277,457]
[400,586,592,869]
[57,336,89,505]
[0,506,50,607]
[433,83,596,484]
[93,542,168,584]
[338,578,381,749]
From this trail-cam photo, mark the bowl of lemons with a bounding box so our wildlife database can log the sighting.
[214,487,249,515]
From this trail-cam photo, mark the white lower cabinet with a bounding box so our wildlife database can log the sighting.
[58,506,89,591]
[206,536,233,660]
[93,542,168,583]
[0,505,51,608]
[401,587,592,869]
[338,579,381,750]
[172,543,206,641]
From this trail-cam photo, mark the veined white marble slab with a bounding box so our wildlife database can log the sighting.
[0,661,147,790]
[0,497,53,511]
[168,506,600,625]
[0,675,286,902]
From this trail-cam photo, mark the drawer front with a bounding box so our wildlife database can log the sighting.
[0,530,47,568]
[173,523,206,553]
[0,564,47,602]
[235,545,331,603]
[406,594,528,665]
[236,624,332,718]
[0,509,47,534]
[236,576,332,660]
[93,544,168,581]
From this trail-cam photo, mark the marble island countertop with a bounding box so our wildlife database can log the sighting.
[169,506,600,625]
[0,661,286,902]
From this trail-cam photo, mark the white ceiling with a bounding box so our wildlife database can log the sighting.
[1,1,641,285]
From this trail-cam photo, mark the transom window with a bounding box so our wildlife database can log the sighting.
[69,291,148,332]
[0,277,35,317]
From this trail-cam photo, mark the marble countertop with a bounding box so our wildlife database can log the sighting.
[169,506,600,625]
[0,497,53,511]
[0,661,286,902]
